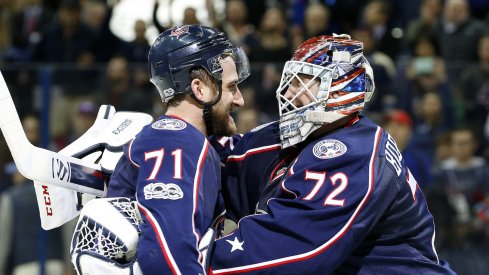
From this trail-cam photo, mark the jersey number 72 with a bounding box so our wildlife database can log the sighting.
[302,171,348,206]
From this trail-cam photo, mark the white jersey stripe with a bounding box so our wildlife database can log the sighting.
[137,203,182,275]
[212,127,383,274]
[127,138,139,168]
[193,139,210,272]
[227,144,281,162]
[431,221,440,264]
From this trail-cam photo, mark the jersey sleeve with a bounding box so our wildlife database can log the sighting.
[210,128,404,274]
[106,142,138,199]
[208,134,243,163]
[218,122,282,222]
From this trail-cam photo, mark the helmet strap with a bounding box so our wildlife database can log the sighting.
[192,80,223,136]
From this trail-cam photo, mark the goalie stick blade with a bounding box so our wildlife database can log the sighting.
[0,71,105,196]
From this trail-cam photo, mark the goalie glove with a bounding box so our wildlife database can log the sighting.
[71,197,141,275]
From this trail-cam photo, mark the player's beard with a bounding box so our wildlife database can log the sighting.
[211,100,237,136]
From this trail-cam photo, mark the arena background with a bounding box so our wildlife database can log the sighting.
[1,0,489,274]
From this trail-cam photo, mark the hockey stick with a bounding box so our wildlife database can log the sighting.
[0,71,106,196]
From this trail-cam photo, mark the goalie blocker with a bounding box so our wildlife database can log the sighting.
[0,70,153,229]
[33,105,153,229]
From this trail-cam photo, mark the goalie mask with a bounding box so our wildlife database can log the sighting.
[276,34,375,148]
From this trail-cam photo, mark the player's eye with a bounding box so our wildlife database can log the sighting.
[228,83,238,93]
[290,78,300,88]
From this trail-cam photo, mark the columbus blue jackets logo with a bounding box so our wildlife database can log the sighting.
[152,118,187,131]
[313,139,347,159]
[170,25,189,37]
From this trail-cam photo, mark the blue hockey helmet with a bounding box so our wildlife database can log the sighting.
[148,25,250,102]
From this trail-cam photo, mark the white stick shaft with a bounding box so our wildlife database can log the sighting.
[0,71,105,196]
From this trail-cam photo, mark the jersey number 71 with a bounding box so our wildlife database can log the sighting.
[144,148,183,180]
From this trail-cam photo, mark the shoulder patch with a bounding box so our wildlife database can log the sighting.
[313,139,347,159]
[151,118,187,131]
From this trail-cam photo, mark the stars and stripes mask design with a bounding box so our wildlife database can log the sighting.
[276,34,375,148]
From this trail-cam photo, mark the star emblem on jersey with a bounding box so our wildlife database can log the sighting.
[313,139,347,159]
[226,237,244,252]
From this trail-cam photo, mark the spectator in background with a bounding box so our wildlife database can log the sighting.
[219,0,255,55]
[437,0,486,79]
[236,0,266,28]
[457,34,489,151]
[291,2,331,48]
[68,101,97,144]
[405,0,442,51]
[433,132,453,173]
[5,0,53,62]
[352,27,396,119]
[81,0,106,31]
[182,7,199,25]
[152,3,201,33]
[0,0,15,62]
[246,6,291,118]
[382,110,432,188]
[104,55,131,110]
[405,35,446,83]
[2,69,36,119]
[430,128,489,275]
[406,92,453,190]
[118,19,150,63]
[82,0,121,63]
[249,6,291,63]
[152,0,168,34]
[414,92,453,142]
[33,0,99,140]
[401,34,455,128]
[33,0,96,66]
[0,115,72,275]
[361,0,401,60]
[103,56,152,113]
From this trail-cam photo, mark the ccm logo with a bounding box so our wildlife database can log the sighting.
[41,185,53,216]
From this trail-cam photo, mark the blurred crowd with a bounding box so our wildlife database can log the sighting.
[1,0,489,274]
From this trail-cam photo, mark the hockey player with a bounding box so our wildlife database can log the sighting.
[106,25,250,274]
[209,35,456,274]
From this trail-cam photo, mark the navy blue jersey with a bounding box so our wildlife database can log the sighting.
[107,115,224,275]
[210,116,455,274]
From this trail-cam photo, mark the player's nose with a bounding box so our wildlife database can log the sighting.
[233,87,244,108]
[284,86,296,101]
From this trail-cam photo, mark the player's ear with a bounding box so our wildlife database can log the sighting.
[190,78,206,101]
